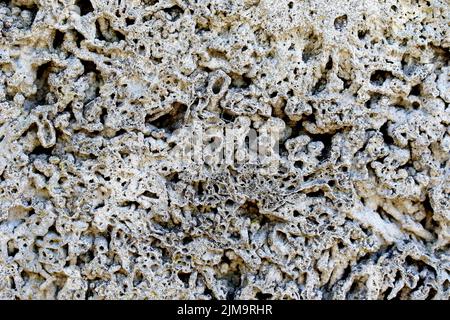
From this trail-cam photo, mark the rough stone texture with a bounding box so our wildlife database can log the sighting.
[0,0,449,300]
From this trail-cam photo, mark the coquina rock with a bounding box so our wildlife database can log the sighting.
[0,0,448,300]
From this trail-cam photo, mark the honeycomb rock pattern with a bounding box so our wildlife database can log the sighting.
[0,0,449,300]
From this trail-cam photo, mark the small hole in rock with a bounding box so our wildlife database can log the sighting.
[75,0,94,16]
[370,70,393,86]
[410,84,421,96]
[53,29,65,49]
[126,17,136,26]
[334,15,347,31]
[212,77,224,94]
[177,272,191,285]
[358,30,368,40]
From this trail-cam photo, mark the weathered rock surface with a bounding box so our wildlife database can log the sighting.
[0,0,449,299]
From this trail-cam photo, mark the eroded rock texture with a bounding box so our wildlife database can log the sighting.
[0,0,449,300]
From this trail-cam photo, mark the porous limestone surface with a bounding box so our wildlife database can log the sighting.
[0,0,449,300]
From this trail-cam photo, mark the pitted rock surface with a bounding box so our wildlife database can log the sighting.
[0,0,449,299]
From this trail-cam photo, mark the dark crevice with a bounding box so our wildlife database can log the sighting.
[52,29,65,49]
[229,73,252,89]
[365,93,382,109]
[125,17,135,26]
[358,30,368,40]
[426,287,437,300]
[80,59,102,100]
[182,236,193,245]
[423,194,433,214]
[177,271,191,286]
[325,57,333,71]
[203,286,215,299]
[410,84,421,96]
[377,207,395,224]
[379,121,394,145]
[310,132,334,161]
[166,172,180,184]
[334,15,347,31]
[34,61,53,105]
[75,0,94,16]
[95,17,125,42]
[419,194,439,239]
[7,242,19,257]
[147,102,187,133]
[384,286,393,299]
[285,119,303,141]
[212,77,225,94]
[95,20,106,41]
[73,29,85,47]
[163,5,183,22]
[80,59,98,75]
[221,109,237,123]
[115,30,125,41]
[294,161,303,170]
[370,70,394,86]
[338,75,351,90]
[195,180,205,198]
[305,189,325,198]
[99,107,108,126]
[142,191,158,199]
